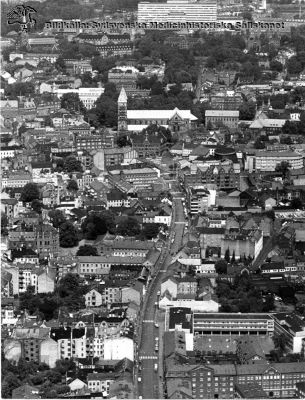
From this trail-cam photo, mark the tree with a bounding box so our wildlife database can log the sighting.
[273,333,289,352]
[275,161,291,180]
[117,135,132,148]
[55,274,86,311]
[142,223,160,239]
[81,213,108,240]
[1,213,8,235]
[206,120,213,130]
[263,293,274,312]
[55,56,66,72]
[265,209,275,221]
[270,60,283,72]
[206,56,217,68]
[67,180,79,192]
[57,273,82,297]
[225,248,230,263]
[151,81,163,95]
[242,11,253,21]
[31,199,43,214]
[59,222,79,247]
[64,156,82,173]
[280,135,292,145]
[116,217,141,236]
[291,198,303,210]
[76,245,98,256]
[254,138,266,149]
[48,210,66,229]
[239,102,256,120]
[20,183,40,202]
[60,93,86,114]
[90,94,118,127]
[80,72,95,87]
[287,56,303,75]
[4,82,35,98]
[91,56,117,82]
[215,260,228,274]
[231,251,236,264]
[1,372,21,398]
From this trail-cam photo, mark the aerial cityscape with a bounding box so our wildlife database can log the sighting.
[1,0,305,399]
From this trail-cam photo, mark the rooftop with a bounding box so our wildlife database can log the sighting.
[193,313,273,320]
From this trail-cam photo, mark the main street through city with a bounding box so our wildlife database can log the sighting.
[136,193,185,399]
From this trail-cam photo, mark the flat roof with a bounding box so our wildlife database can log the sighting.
[193,313,273,320]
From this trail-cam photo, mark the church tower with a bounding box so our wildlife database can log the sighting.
[117,87,128,133]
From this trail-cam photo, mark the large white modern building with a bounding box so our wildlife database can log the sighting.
[53,87,104,109]
[245,151,304,172]
[138,0,218,24]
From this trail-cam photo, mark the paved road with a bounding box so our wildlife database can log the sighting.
[137,194,185,399]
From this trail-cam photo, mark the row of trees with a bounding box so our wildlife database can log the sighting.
[80,211,162,241]
[48,208,162,247]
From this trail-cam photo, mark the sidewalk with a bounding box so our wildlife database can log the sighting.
[157,309,166,398]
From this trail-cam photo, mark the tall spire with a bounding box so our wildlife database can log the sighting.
[118,87,127,103]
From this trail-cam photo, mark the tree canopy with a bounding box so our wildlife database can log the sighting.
[216,274,274,313]
[76,245,98,256]
[21,183,40,203]
[67,180,79,192]
[48,209,66,229]
[60,93,86,114]
[59,222,79,247]
[116,217,141,236]
[64,156,83,173]
[81,211,115,240]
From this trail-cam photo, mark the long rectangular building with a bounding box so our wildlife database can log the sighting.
[193,313,274,336]
[138,0,218,23]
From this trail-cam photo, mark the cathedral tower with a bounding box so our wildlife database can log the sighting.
[117,87,128,133]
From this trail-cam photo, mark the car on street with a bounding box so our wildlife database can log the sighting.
[154,363,158,372]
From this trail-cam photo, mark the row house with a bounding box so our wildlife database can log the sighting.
[205,110,240,130]
[108,167,159,189]
[76,32,131,46]
[8,222,60,259]
[184,165,240,190]
[106,189,130,209]
[85,281,143,307]
[75,135,104,152]
[1,198,19,219]
[1,171,32,188]
[131,133,167,159]
[93,147,138,170]
[4,327,58,367]
[100,239,155,257]
[7,265,55,295]
[64,59,93,75]
[97,43,133,57]
[221,228,263,261]
[166,361,305,399]
[77,255,145,277]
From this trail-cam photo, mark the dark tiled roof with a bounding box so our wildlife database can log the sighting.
[168,307,192,331]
